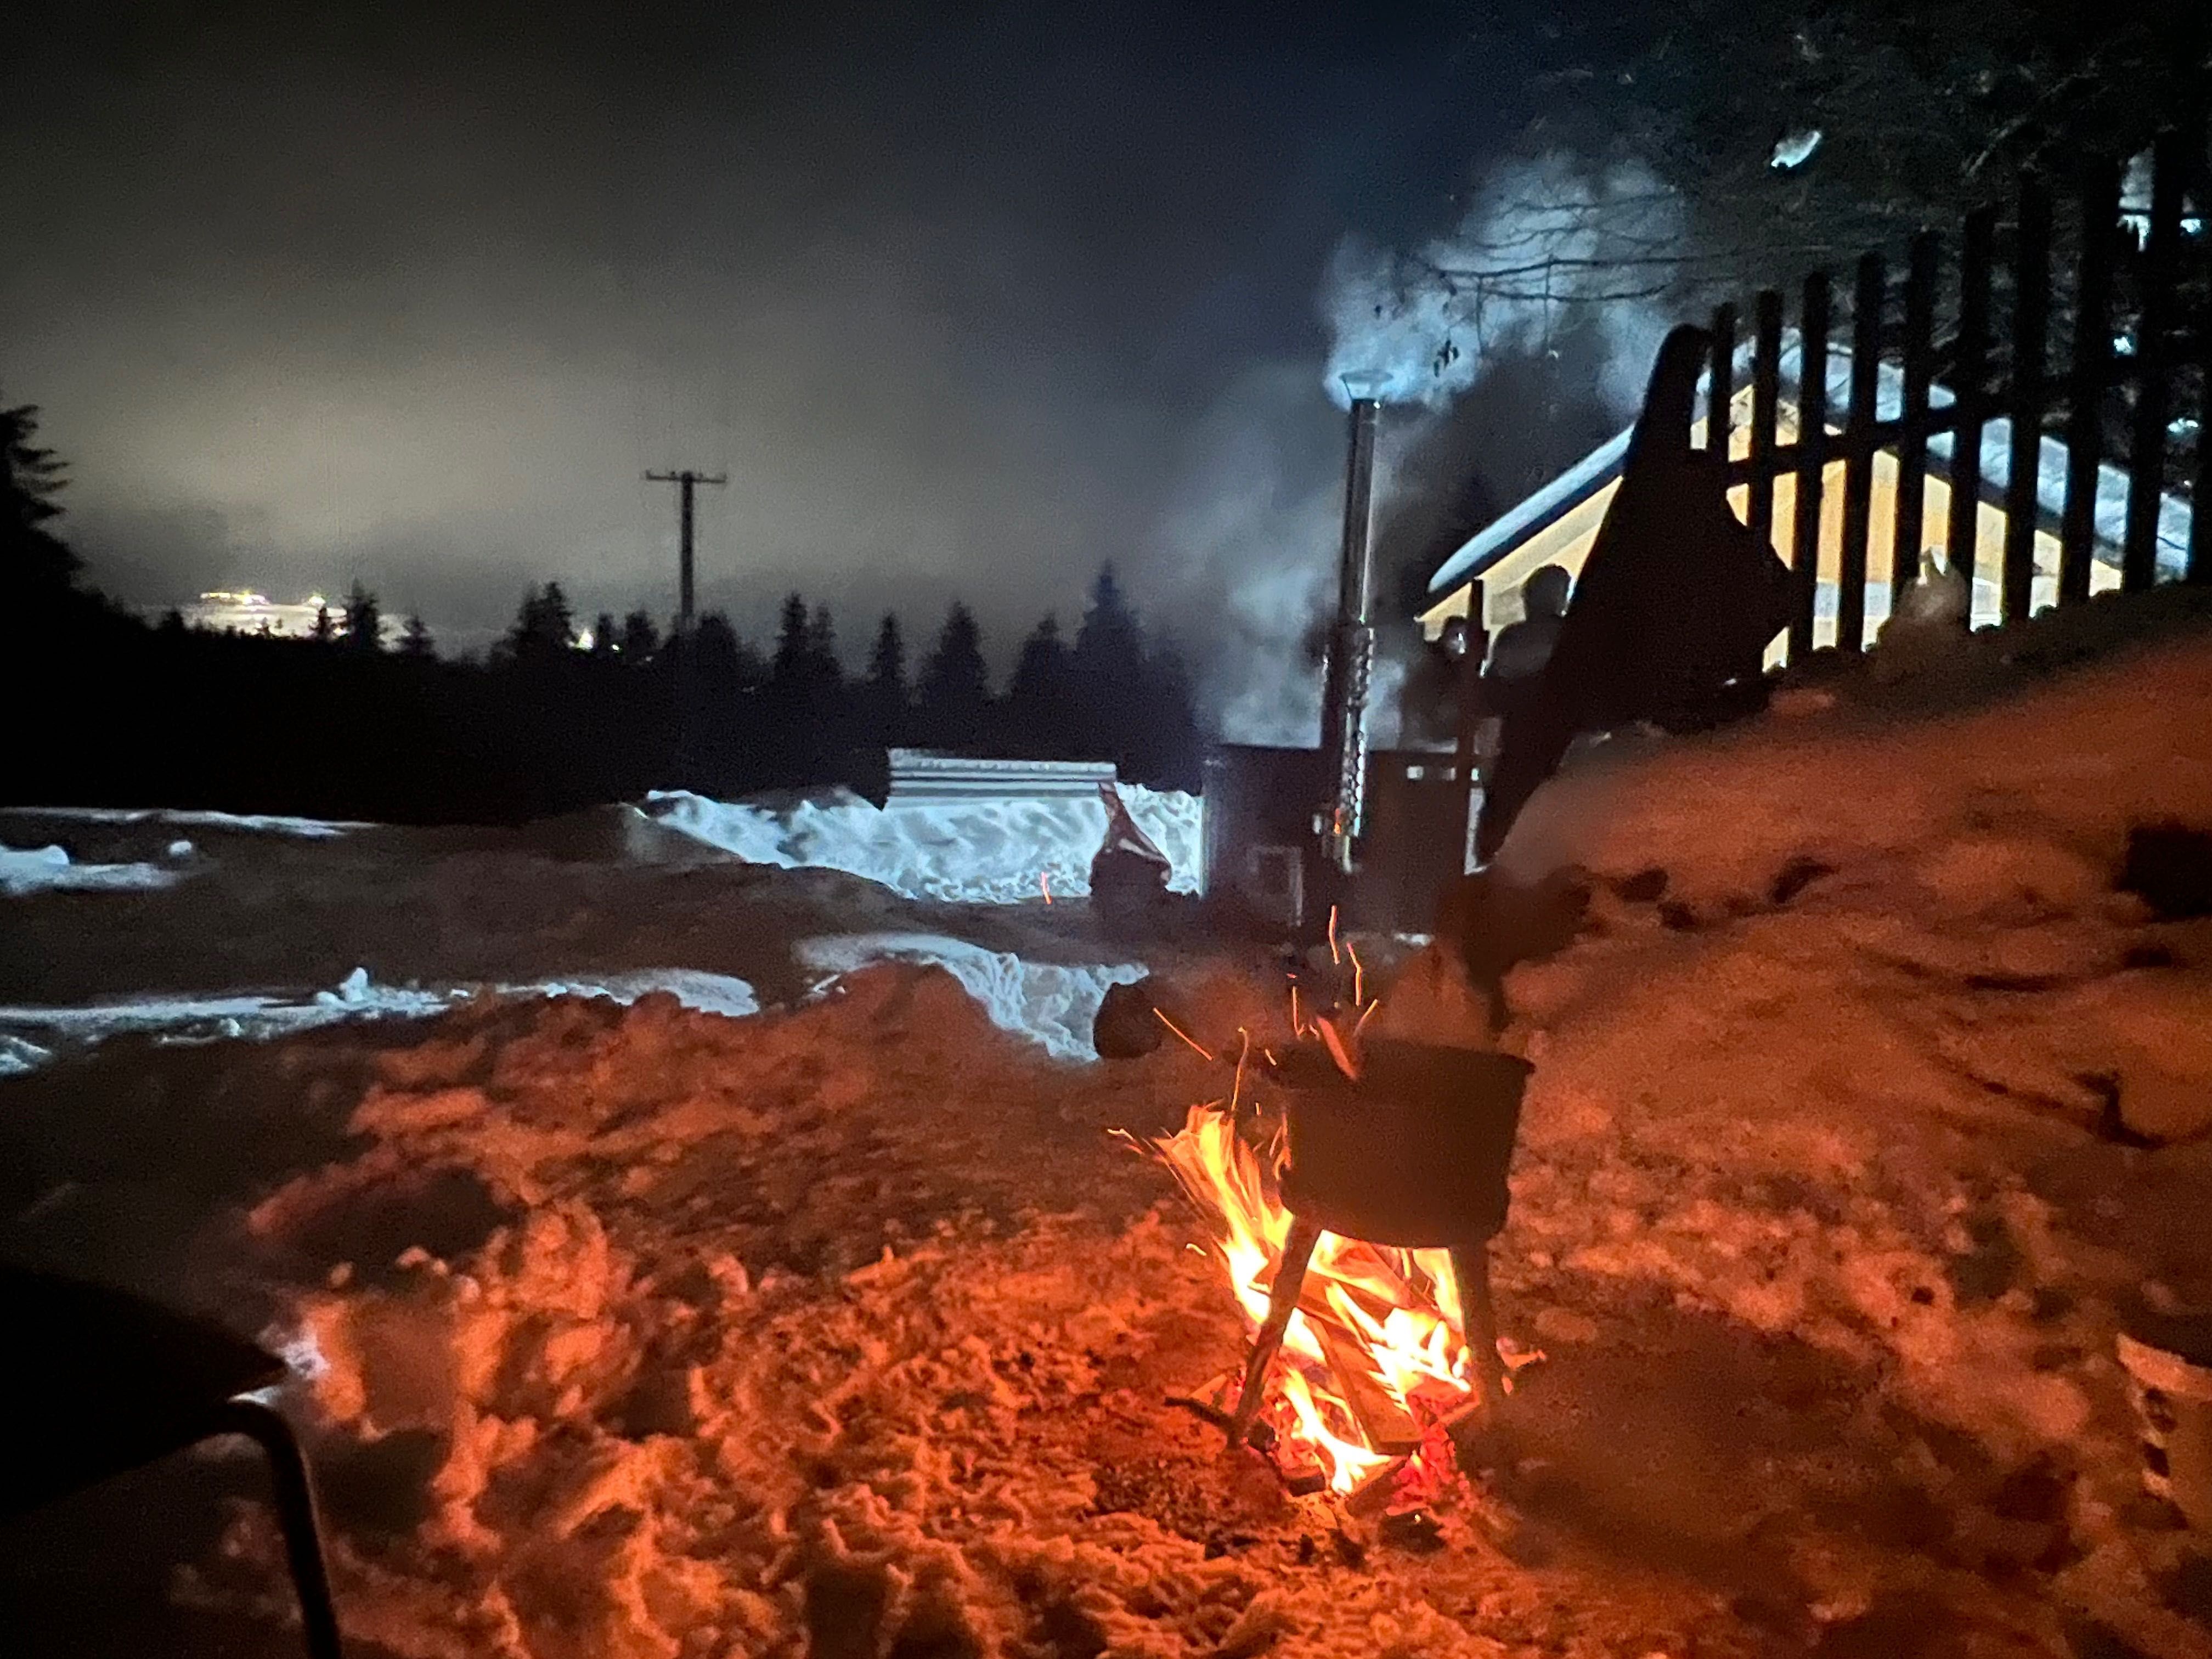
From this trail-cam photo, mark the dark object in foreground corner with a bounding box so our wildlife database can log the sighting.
[1226,1042,1532,1449]
[0,1265,344,1659]
[2120,822,2212,921]
[1477,325,1797,864]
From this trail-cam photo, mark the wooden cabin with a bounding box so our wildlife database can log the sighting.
[1420,338,2194,657]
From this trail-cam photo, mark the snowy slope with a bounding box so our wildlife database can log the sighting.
[644,784,1202,903]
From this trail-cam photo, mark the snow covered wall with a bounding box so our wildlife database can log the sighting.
[642,784,1202,904]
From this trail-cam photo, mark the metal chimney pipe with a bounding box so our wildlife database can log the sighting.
[1319,393,1381,872]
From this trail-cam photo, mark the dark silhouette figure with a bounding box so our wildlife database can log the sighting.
[1475,325,1796,864]
[1480,564,1571,731]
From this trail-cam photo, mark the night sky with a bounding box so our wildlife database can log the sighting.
[3,2,1527,669]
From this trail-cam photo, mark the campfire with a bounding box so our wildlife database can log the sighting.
[1133,952,1536,1508]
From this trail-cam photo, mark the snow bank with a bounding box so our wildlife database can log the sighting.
[499,969,760,1019]
[0,841,179,895]
[796,934,1142,1060]
[1476,623,2212,1486]
[0,967,759,1073]
[0,969,465,1051]
[15,805,361,838]
[644,783,1202,903]
[1499,602,2212,901]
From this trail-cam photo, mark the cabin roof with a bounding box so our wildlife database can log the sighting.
[1426,336,2196,597]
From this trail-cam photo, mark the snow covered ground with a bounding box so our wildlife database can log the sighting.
[6,596,2212,1658]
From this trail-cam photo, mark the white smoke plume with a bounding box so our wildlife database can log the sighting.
[1158,153,1690,747]
[1151,364,1424,747]
[1321,152,1686,417]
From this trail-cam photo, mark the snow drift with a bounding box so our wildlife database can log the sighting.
[643,784,1202,904]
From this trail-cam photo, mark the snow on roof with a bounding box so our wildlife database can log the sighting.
[1427,334,2196,596]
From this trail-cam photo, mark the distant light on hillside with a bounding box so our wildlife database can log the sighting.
[175,590,402,645]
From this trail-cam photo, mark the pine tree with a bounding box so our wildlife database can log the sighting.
[806,604,842,690]
[770,591,810,692]
[340,580,382,652]
[916,601,991,750]
[311,602,336,644]
[504,584,574,660]
[1071,562,1145,762]
[0,396,79,602]
[619,609,660,658]
[540,582,574,647]
[862,612,910,747]
[398,614,436,658]
[590,612,618,657]
[1006,613,1077,754]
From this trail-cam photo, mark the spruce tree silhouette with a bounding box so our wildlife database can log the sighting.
[769,592,810,692]
[503,584,573,660]
[590,612,618,657]
[0,396,79,607]
[917,602,991,751]
[619,609,660,659]
[1072,562,1145,763]
[311,603,336,644]
[340,581,382,652]
[398,615,436,658]
[1007,613,1076,755]
[861,612,909,748]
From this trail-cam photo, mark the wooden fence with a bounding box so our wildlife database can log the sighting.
[1703,128,2212,660]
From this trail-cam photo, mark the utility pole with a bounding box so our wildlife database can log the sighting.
[644,469,727,631]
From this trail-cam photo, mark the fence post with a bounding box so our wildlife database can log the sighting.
[1749,289,1785,559]
[1946,211,1995,617]
[1892,235,1939,610]
[2002,176,2052,624]
[2125,128,2187,591]
[1708,302,1737,455]
[2061,157,2121,604]
[1791,272,1831,658]
[1838,252,1885,652]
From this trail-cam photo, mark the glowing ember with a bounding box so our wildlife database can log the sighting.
[1144,1097,1479,1493]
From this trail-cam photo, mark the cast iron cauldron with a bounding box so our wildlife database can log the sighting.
[1279,1039,1530,1248]
[1224,1039,1533,1445]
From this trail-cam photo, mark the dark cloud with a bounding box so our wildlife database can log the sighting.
[2,1,1523,674]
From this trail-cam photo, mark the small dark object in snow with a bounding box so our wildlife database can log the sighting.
[1657,900,1699,932]
[1379,1508,1446,1553]
[2124,941,2178,969]
[2119,823,2212,921]
[2160,1551,2212,1625]
[1769,855,1835,905]
[2084,1074,2160,1149]
[1329,1523,1369,1569]
[1093,979,1164,1059]
[1613,866,1668,903]
[1295,1534,1317,1565]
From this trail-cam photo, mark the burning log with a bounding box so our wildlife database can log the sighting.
[1311,1321,1420,1455]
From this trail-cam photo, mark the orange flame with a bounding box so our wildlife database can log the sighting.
[1144,1097,1477,1493]
[1041,871,1053,904]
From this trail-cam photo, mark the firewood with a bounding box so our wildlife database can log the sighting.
[1311,1322,1420,1454]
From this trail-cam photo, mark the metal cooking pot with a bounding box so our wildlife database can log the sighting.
[1278,1040,1530,1248]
